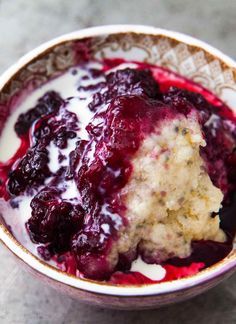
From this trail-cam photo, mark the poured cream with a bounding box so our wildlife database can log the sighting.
[0,71,79,162]
[0,63,101,254]
[0,196,38,255]
[131,257,166,281]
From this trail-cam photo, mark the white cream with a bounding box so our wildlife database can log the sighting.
[105,62,138,74]
[65,97,93,140]
[0,71,78,162]
[0,196,38,254]
[0,62,104,162]
[130,257,166,281]
[47,136,78,174]
[47,142,61,173]
[101,223,110,234]
[0,64,102,254]
[61,180,80,201]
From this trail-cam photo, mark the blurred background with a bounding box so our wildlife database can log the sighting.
[0,0,236,323]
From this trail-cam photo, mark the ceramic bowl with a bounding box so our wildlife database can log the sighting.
[0,25,236,310]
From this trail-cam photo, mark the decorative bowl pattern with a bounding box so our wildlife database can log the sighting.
[0,25,236,309]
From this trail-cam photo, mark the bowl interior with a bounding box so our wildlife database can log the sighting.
[0,25,236,296]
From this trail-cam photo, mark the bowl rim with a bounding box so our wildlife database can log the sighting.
[0,24,236,297]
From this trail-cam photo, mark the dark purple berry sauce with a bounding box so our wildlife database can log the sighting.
[0,58,236,284]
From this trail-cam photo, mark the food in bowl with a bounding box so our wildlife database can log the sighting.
[0,56,235,284]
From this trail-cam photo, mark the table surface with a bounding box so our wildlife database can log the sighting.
[0,0,236,323]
